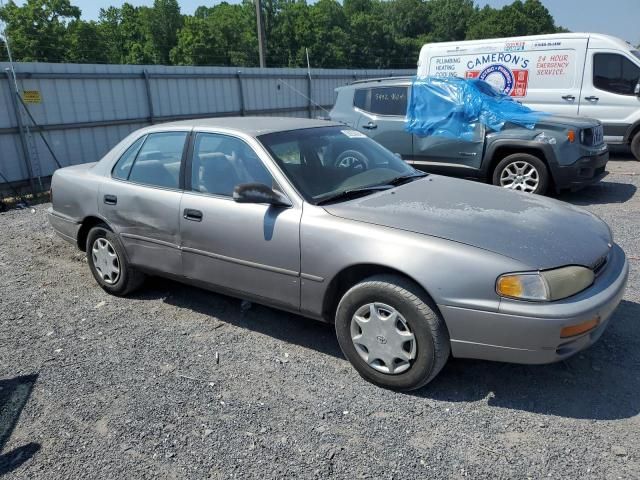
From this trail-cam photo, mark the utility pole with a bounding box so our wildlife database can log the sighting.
[255,0,266,68]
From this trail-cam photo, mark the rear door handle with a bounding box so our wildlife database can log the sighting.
[459,152,477,157]
[183,208,203,222]
[562,95,576,101]
[103,194,117,205]
[585,96,599,101]
[362,122,377,130]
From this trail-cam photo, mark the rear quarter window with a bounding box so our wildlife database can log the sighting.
[369,86,408,116]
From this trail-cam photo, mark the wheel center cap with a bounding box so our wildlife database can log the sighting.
[376,335,387,344]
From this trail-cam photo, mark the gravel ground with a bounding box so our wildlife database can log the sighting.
[1,153,639,479]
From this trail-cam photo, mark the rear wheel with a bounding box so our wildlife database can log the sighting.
[86,223,145,296]
[335,275,450,391]
[492,153,549,194]
[631,132,640,161]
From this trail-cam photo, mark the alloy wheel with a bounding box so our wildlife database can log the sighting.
[499,160,540,193]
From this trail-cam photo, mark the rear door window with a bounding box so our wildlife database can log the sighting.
[112,136,145,180]
[369,87,408,116]
[593,53,640,95]
[127,132,188,189]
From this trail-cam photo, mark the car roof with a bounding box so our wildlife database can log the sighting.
[155,116,341,136]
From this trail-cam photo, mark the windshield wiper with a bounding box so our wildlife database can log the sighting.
[316,184,394,205]
[387,171,428,186]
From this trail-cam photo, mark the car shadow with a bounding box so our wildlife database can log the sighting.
[138,279,640,421]
[0,374,41,476]
[557,181,637,206]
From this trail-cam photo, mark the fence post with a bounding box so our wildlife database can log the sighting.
[236,71,245,116]
[307,73,313,119]
[143,69,155,124]
[4,69,35,194]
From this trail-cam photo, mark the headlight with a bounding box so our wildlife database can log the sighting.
[497,266,595,302]
[534,132,557,145]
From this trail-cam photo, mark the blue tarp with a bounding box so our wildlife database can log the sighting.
[405,76,549,141]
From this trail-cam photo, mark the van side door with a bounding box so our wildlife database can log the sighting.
[579,50,640,144]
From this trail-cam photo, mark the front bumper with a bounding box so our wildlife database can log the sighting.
[440,244,629,364]
[552,148,609,192]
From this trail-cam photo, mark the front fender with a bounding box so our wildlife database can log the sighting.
[299,205,529,321]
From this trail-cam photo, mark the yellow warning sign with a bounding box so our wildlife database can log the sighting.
[22,90,42,104]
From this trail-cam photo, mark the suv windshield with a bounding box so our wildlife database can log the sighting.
[259,126,419,204]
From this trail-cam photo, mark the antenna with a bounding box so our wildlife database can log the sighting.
[277,77,332,118]
[0,0,18,91]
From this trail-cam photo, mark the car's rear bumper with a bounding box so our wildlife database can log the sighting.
[440,244,628,364]
[48,207,80,245]
[552,149,609,192]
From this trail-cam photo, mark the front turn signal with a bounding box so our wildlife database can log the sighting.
[560,317,600,338]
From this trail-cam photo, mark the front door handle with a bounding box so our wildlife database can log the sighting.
[562,94,576,101]
[103,194,117,205]
[585,96,600,102]
[362,122,377,130]
[183,209,203,222]
[459,152,478,157]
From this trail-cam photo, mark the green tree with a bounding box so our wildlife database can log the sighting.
[67,20,107,63]
[148,0,182,65]
[98,3,153,64]
[306,0,348,67]
[426,0,475,42]
[467,0,560,39]
[170,2,256,66]
[0,0,80,62]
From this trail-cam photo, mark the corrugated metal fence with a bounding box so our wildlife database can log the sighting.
[0,62,413,192]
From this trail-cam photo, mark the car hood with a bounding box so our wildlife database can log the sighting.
[534,114,600,129]
[323,175,612,270]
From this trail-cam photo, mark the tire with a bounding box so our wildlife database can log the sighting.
[492,153,549,195]
[631,132,640,161]
[86,223,145,296]
[334,150,369,170]
[335,274,450,391]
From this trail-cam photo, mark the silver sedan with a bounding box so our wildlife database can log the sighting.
[48,117,629,390]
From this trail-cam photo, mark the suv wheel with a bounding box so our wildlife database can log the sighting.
[86,223,145,296]
[631,132,640,161]
[335,275,450,391]
[492,153,549,194]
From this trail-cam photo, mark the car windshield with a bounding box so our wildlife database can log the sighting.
[258,126,419,204]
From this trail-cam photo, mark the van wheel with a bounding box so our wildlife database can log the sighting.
[492,153,549,194]
[631,132,640,161]
[335,275,450,391]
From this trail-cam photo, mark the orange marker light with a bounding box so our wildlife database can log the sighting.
[496,276,523,298]
[560,318,599,338]
[567,130,576,143]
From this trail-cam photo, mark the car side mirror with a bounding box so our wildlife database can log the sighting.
[233,183,291,207]
[635,81,640,96]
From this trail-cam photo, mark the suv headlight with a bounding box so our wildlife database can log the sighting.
[497,266,595,301]
[534,132,557,144]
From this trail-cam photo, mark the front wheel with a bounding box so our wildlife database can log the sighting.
[492,153,549,194]
[86,223,145,296]
[335,275,450,391]
[631,132,640,161]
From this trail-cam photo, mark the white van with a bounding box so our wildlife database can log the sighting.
[418,33,640,160]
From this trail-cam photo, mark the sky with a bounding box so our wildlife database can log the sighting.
[9,0,640,47]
